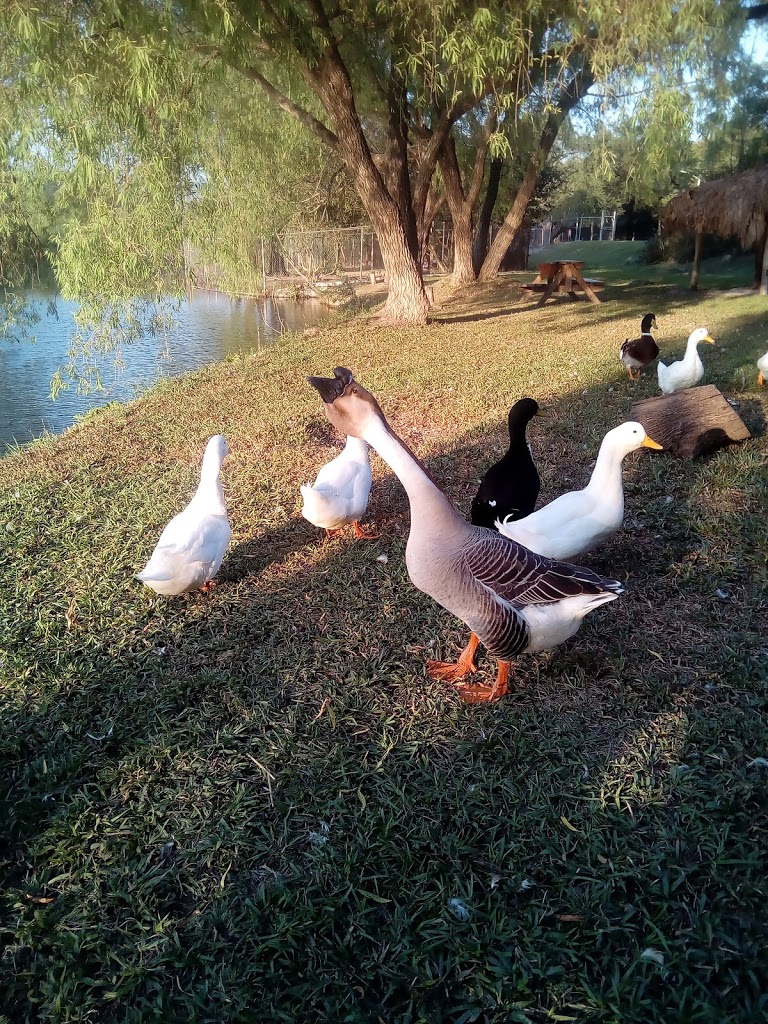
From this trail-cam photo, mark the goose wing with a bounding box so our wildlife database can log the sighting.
[462,528,622,606]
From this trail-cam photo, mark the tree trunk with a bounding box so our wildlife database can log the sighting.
[478,66,593,282]
[439,136,476,284]
[690,230,702,291]
[439,119,496,286]
[418,186,444,267]
[381,75,420,263]
[478,155,543,281]
[309,54,429,323]
[472,157,503,275]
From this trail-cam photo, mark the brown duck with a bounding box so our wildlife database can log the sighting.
[620,313,659,380]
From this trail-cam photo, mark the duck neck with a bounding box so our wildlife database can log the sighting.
[506,421,529,454]
[685,335,703,362]
[195,451,227,514]
[585,439,625,500]
[344,435,369,463]
[362,417,464,532]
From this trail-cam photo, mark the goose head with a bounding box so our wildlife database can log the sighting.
[307,366,385,439]
[601,421,663,460]
[688,327,715,347]
[641,313,657,333]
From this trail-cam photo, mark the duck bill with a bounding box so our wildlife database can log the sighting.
[641,436,663,450]
[703,335,715,344]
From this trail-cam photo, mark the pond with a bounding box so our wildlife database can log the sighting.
[0,291,332,449]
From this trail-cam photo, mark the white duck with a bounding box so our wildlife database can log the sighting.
[136,435,231,595]
[300,435,377,539]
[308,367,624,704]
[657,327,715,394]
[757,351,768,387]
[496,422,662,561]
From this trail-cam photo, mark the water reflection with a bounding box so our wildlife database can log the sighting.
[0,291,330,449]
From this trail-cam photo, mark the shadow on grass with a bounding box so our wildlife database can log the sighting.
[1,294,767,1022]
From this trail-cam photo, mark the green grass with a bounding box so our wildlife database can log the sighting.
[1,279,767,1023]
[525,240,757,289]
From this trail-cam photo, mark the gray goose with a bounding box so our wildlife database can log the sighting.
[308,367,623,703]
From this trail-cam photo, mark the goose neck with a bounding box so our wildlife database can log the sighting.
[362,417,462,527]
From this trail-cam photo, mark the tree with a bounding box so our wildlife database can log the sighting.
[0,0,760,331]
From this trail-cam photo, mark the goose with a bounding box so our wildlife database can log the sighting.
[620,312,659,379]
[300,435,377,539]
[495,422,662,561]
[308,367,623,704]
[657,327,715,394]
[136,435,231,595]
[470,398,541,529]
[758,351,768,387]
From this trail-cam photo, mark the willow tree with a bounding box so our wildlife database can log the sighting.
[0,0,760,329]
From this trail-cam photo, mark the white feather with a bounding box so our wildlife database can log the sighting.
[301,436,372,530]
[495,422,658,561]
[657,327,714,395]
[136,435,231,595]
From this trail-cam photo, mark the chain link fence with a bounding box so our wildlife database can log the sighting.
[185,221,519,293]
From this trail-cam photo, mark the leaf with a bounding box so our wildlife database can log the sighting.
[560,816,581,832]
[358,890,391,904]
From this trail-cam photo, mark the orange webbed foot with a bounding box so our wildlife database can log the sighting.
[353,520,380,540]
[426,633,480,682]
[426,659,477,682]
[455,661,511,704]
[200,580,218,594]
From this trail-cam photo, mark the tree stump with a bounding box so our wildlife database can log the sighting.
[631,384,751,459]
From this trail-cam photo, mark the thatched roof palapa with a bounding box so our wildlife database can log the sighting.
[662,165,768,249]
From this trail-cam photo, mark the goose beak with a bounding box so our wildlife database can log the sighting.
[307,366,354,404]
[703,335,715,344]
[307,374,344,404]
[641,436,663,450]
[535,407,549,417]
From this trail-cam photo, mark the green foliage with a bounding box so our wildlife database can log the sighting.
[0,0,759,352]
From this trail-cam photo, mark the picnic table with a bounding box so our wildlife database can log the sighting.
[522,260,604,306]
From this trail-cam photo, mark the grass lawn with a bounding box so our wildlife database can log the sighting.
[1,274,767,1023]
[521,239,758,290]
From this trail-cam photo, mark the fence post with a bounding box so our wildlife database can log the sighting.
[260,237,267,292]
[612,210,617,241]
[359,226,364,281]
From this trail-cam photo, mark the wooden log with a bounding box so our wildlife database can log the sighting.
[631,384,751,459]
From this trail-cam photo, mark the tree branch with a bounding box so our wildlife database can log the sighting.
[239,65,339,149]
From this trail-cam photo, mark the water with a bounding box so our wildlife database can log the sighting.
[0,291,331,448]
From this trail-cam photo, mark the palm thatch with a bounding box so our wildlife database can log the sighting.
[662,165,768,249]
